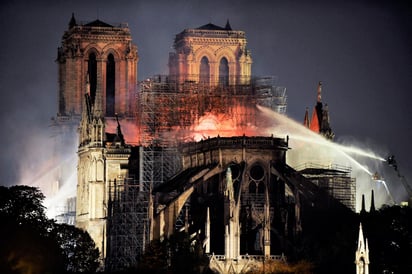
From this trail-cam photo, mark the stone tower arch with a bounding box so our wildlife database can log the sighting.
[199,56,211,85]
[169,22,252,88]
[57,16,138,117]
[215,47,237,85]
[192,46,215,83]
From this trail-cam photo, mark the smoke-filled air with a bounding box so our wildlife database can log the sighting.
[17,101,408,219]
[180,104,407,212]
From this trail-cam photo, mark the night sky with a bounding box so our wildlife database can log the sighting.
[1,0,411,204]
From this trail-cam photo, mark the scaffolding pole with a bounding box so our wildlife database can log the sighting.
[106,74,288,270]
[297,163,356,211]
[106,178,148,271]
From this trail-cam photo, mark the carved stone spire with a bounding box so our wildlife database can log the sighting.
[355,223,370,274]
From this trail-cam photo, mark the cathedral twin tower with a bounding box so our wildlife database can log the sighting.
[57,15,252,120]
[57,14,138,118]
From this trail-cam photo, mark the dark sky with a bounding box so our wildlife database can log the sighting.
[1,0,411,201]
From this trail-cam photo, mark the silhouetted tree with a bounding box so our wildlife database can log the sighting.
[361,205,412,274]
[0,185,50,228]
[0,185,65,274]
[246,260,314,274]
[295,204,358,274]
[52,223,100,273]
[0,185,99,274]
[138,239,169,273]
[138,233,209,274]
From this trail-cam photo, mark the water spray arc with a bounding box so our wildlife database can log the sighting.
[256,105,397,210]
[371,171,395,205]
[386,155,412,204]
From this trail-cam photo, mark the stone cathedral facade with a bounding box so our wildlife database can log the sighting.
[56,14,262,266]
[55,14,139,260]
[57,13,138,118]
[168,21,253,86]
[55,14,357,273]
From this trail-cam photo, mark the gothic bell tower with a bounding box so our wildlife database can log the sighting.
[57,13,138,118]
[76,75,132,262]
[52,14,139,263]
[168,21,252,87]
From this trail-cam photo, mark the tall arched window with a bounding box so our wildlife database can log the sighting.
[199,56,210,84]
[106,54,115,116]
[88,53,97,105]
[219,57,229,87]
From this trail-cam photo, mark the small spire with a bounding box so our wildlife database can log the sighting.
[358,223,365,251]
[356,222,370,273]
[69,12,77,29]
[360,194,366,214]
[370,190,376,213]
[225,19,232,30]
[317,81,322,103]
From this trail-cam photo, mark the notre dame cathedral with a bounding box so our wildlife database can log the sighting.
[54,14,355,273]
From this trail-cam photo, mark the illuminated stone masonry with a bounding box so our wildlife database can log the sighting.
[53,15,357,272]
[57,13,138,117]
[169,21,252,86]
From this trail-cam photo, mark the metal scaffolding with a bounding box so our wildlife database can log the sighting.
[105,74,288,269]
[137,75,287,140]
[106,177,148,271]
[296,163,356,211]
